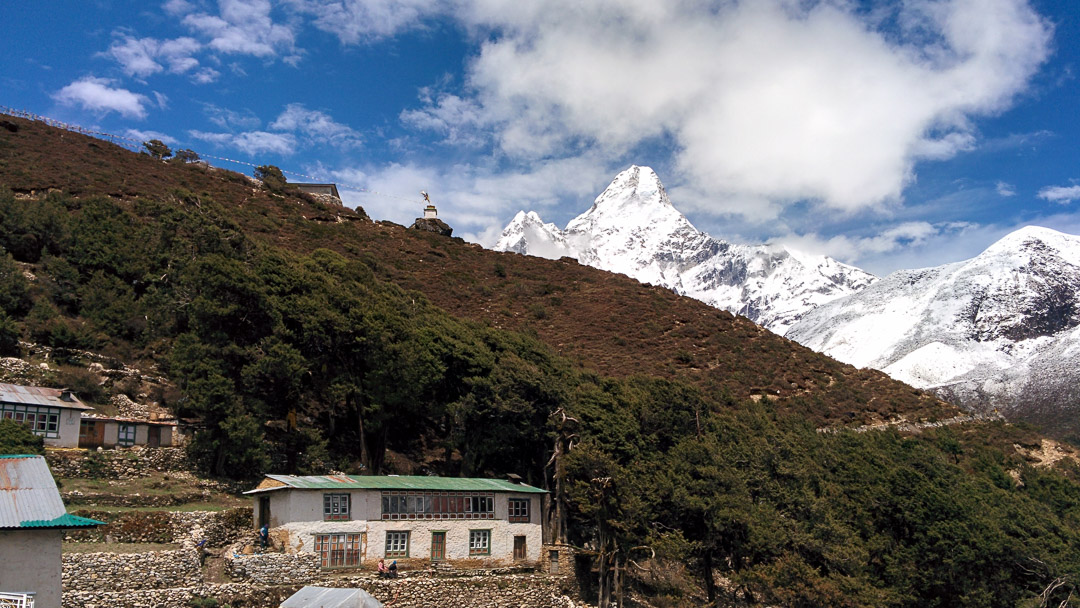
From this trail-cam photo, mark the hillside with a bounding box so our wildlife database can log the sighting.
[0,115,954,428]
[6,115,1080,607]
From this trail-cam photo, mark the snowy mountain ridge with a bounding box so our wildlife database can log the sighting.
[495,165,876,334]
[785,224,1080,421]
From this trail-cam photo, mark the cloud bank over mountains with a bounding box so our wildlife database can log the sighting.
[40,0,1072,274]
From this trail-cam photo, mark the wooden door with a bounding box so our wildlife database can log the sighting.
[513,535,526,561]
[431,531,446,561]
[148,426,161,448]
[79,420,104,448]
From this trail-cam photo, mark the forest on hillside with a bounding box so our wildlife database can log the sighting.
[2,118,1080,605]
[3,184,1080,606]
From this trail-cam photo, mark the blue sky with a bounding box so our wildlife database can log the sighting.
[4,0,1079,275]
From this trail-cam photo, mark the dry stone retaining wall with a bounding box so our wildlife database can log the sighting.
[46,447,190,479]
[63,582,299,608]
[63,508,249,546]
[63,576,586,608]
[226,552,320,585]
[62,548,201,591]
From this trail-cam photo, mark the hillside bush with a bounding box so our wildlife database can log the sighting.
[0,418,44,455]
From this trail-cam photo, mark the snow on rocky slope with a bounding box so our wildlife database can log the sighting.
[786,225,1080,419]
[495,166,875,334]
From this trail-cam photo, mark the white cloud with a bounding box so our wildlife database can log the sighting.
[996,181,1017,197]
[52,76,150,119]
[270,104,363,149]
[329,155,611,239]
[203,103,262,130]
[183,0,296,58]
[125,129,180,146]
[1038,184,1080,204]
[104,34,205,79]
[189,129,298,156]
[285,0,445,43]
[400,0,1051,218]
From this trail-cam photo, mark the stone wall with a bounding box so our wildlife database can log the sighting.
[226,552,320,585]
[62,548,202,591]
[63,576,587,608]
[64,507,251,546]
[329,573,583,608]
[63,582,300,608]
[46,446,190,479]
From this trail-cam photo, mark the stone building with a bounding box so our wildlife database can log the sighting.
[0,384,94,448]
[245,475,545,569]
[0,454,102,608]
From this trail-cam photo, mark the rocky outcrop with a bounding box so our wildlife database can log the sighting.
[410,217,453,237]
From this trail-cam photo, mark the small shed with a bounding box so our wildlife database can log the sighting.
[0,455,102,608]
[78,416,178,449]
[280,586,383,608]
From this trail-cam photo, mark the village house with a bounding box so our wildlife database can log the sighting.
[0,454,102,608]
[0,384,94,448]
[77,416,178,449]
[245,475,546,569]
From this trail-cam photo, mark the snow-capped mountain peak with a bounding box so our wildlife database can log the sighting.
[494,165,876,333]
[786,225,1080,418]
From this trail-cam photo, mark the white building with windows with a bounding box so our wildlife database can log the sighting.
[0,455,102,608]
[244,475,546,569]
[0,384,93,448]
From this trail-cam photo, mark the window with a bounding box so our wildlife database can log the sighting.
[117,424,136,446]
[314,533,363,568]
[0,404,60,438]
[508,498,530,523]
[469,529,491,556]
[385,531,410,558]
[323,493,351,520]
[381,491,495,520]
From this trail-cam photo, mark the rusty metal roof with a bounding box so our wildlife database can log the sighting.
[244,474,547,495]
[0,383,93,410]
[0,455,102,529]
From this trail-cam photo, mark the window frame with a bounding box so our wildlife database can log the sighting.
[314,533,363,568]
[385,530,410,558]
[0,404,61,438]
[469,529,491,556]
[323,493,351,521]
[117,423,137,446]
[381,491,495,520]
[508,497,530,523]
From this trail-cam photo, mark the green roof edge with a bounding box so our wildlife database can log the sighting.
[20,513,105,529]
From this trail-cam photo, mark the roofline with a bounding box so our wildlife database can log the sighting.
[243,474,548,495]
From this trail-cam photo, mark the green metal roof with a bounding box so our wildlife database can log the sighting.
[20,513,105,529]
[245,474,547,495]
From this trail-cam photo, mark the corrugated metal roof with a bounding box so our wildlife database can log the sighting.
[244,474,546,495]
[0,383,93,410]
[0,455,103,529]
[280,586,383,608]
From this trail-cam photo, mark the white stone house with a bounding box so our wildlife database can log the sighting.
[0,384,94,448]
[245,475,546,569]
[0,455,102,608]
